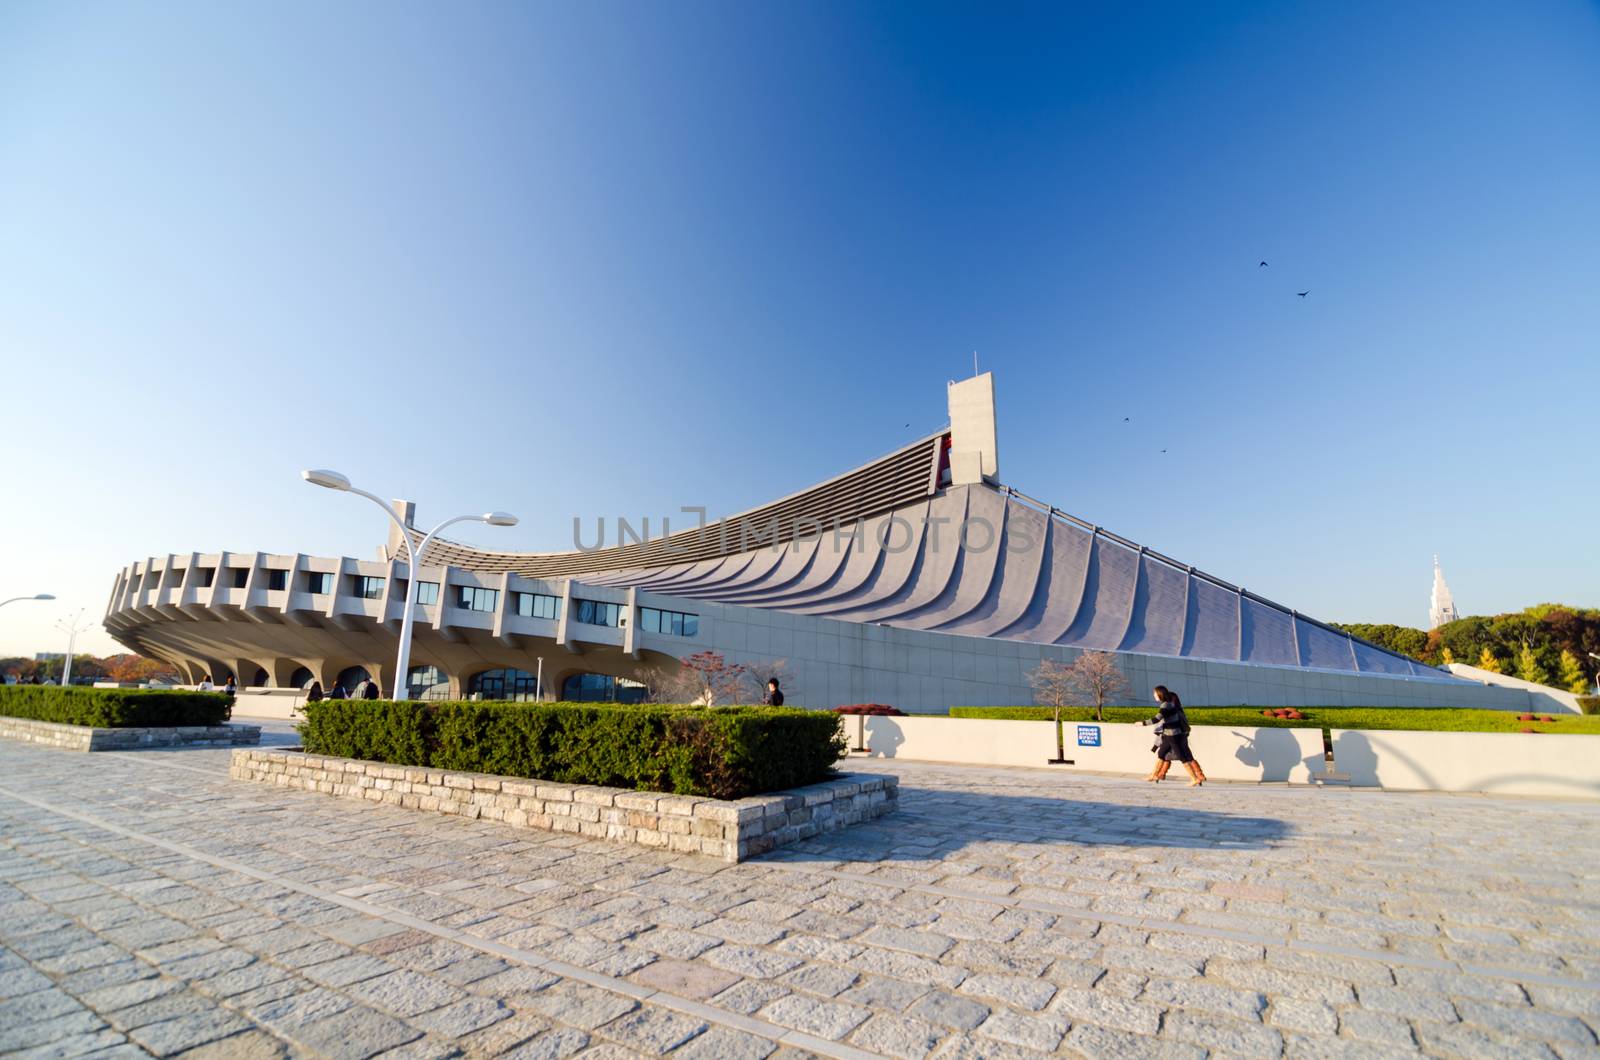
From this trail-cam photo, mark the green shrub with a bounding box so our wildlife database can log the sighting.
[1579,696,1600,716]
[298,700,847,799]
[0,685,232,727]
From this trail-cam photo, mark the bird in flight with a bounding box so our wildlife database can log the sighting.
[904,423,910,428]
[1297,291,1309,297]
[1258,261,1269,267]
[1123,416,1130,422]
[1160,449,1167,454]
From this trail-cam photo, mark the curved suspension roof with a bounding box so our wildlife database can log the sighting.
[406,433,1444,679]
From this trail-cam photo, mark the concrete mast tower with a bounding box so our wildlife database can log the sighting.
[1430,555,1459,630]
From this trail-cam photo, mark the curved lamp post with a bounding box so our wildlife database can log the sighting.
[302,469,517,700]
[0,593,55,610]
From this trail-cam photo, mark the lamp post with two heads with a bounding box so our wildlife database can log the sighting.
[302,470,517,700]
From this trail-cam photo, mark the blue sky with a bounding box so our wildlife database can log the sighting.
[2,1,1597,656]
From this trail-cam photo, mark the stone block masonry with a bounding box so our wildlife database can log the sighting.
[0,716,261,751]
[230,748,897,862]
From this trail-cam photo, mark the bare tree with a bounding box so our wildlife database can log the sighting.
[744,658,797,705]
[1029,651,1131,761]
[656,651,750,707]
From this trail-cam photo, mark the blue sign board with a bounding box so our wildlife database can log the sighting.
[1076,725,1101,747]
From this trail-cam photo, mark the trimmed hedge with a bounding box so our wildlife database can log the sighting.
[1579,696,1600,716]
[298,700,847,799]
[0,685,233,728]
[834,704,906,716]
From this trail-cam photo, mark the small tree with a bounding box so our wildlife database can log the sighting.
[1477,646,1503,674]
[1440,646,1455,666]
[1558,649,1589,695]
[664,651,749,706]
[1515,641,1550,686]
[744,658,796,704]
[1029,652,1130,761]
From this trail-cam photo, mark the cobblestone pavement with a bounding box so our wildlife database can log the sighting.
[2,722,1598,1059]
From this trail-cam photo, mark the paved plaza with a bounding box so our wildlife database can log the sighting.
[2,722,1598,1059]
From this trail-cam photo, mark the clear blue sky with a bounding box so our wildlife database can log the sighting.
[2,1,1596,656]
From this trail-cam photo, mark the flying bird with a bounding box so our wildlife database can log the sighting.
[1297,291,1309,297]
[1160,449,1167,453]
[1258,261,1268,267]
[1123,416,1130,422]
[904,423,910,428]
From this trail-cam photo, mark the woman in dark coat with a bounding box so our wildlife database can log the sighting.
[1140,685,1206,785]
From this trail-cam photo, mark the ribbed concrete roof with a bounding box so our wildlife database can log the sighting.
[407,440,1443,678]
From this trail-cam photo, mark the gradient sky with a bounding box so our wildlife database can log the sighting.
[2,1,1597,657]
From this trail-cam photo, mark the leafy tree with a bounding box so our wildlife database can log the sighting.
[1477,647,1502,674]
[1440,646,1455,666]
[1514,641,1550,685]
[1558,650,1589,695]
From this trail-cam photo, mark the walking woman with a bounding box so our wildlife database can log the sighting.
[1140,685,1207,786]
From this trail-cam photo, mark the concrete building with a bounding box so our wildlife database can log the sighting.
[105,375,1526,711]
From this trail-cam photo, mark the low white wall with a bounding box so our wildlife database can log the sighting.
[1443,663,1583,714]
[1329,728,1600,799]
[856,716,1326,784]
[230,688,303,720]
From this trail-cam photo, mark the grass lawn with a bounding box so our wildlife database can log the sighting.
[948,705,1600,734]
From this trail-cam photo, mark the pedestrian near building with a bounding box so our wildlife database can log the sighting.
[763,678,784,706]
[1140,685,1206,786]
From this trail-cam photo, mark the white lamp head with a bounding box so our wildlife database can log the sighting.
[302,469,352,491]
[484,512,519,527]
[33,593,55,600]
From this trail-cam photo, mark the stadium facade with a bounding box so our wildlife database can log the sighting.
[105,375,1523,711]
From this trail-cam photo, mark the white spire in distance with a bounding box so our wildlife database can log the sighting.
[1430,555,1459,630]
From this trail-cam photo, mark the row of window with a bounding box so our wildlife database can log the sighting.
[129,570,696,638]
[279,665,647,704]
[573,598,623,627]
[637,607,699,637]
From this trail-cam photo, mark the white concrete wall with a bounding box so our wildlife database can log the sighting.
[854,715,1327,784]
[1329,729,1600,799]
[1443,663,1583,714]
[230,688,303,721]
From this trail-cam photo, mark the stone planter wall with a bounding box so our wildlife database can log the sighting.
[0,716,261,752]
[230,748,897,862]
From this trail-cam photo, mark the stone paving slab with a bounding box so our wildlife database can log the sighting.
[0,719,1597,1058]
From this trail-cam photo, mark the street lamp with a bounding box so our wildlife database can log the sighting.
[54,609,95,687]
[1590,653,1600,697]
[302,469,517,699]
[0,593,55,610]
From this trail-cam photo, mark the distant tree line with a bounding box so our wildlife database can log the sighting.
[1,653,179,685]
[1335,604,1600,693]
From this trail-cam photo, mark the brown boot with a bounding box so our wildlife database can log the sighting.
[1193,760,1207,784]
[1184,762,1204,786]
[1152,760,1172,782]
[1144,762,1163,781]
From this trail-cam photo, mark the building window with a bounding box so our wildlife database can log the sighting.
[513,592,561,620]
[266,570,288,591]
[468,667,538,701]
[395,580,441,606]
[573,598,622,627]
[167,568,187,588]
[407,664,450,700]
[197,567,215,588]
[289,666,314,689]
[638,607,698,637]
[251,667,269,687]
[305,571,333,595]
[352,575,385,600]
[456,585,499,612]
[232,568,249,589]
[561,673,647,703]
